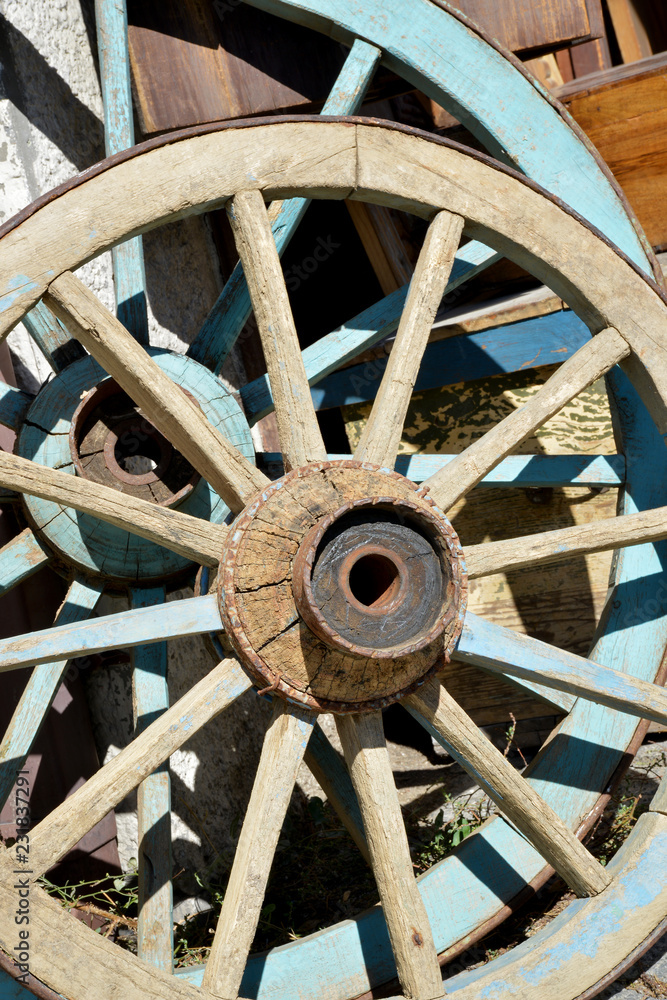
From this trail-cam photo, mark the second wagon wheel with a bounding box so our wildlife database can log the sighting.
[2,119,667,1000]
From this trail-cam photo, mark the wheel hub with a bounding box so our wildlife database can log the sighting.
[220,461,467,713]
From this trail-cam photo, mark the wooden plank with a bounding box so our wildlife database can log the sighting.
[424,328,630,511]
[0,576,102,810]
[556,53,667,250]
[0,382,32,431]
[355,211,465,467]
[466,503,667,578]
[606,0,652,62]
[96,0,149,343]
[336,712,443,1000]
[130,586,173,973]
[260,452,626,487]
[23,656,251,879]
[202,701,315,999]
[239,240,502,423]
[0,451,226,567]
[44,270,268,512]
[457,612,667,727]
[345,201,413,296]
[406,678,610,896]
[0,593,223,671]
[227,190,326,469]
[187,37,381,374]
[21,300,85,372]
[0,527,51,597]
[453,0,597,56]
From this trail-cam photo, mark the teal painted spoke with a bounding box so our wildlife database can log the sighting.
[0,382,32,431]
[0,528,51,597]
[131,586,173,973]
[0,576,102,809]
[306,722,368,860]
[457,613,667,726]
[240,242,500,423]
[95,0,149,343]
[259,453,626,488]
[186,37,381,373]
[22,300,85,372]
[0,593,222,671]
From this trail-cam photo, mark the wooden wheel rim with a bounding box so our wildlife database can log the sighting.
[0,120,667,1000]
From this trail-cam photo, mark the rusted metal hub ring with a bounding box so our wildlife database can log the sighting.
[293,497,459,659]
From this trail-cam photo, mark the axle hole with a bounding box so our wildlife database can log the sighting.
[114,430,164,476]
[348,553,401,609]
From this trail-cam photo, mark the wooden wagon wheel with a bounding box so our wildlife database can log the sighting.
[1,118,667,999]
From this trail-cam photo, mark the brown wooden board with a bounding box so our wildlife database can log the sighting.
[127,0,405,133]
[555,53,667,251]
[454,0,602,56]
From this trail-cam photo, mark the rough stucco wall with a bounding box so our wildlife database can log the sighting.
[0,0,271,889]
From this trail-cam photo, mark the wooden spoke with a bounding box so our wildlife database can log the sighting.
[22,299,85,372]
[305,722,370,863]
[187,37,381,374]
[239,240,501,425]
[24,657,251,878]
[44,270,268,513]
[406,679,610,896]
[0,576,102,810]
[228,189,327,470]
[355,211,465,467]
[0,593,223,672]
[458,612,667,727]
[203,700,315,999]
[0,526,51,597]
[0,382,32,431]
[424,327,630,511]
[336,712,443,1000]
[0,451,226,566]
[130,587,172,973]
[466,504,667,578]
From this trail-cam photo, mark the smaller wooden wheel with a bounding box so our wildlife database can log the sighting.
[1,120,667,1000]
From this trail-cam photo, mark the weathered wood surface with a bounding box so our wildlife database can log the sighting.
[187,38,381,374]
[454,0,602,55]
[0,451,226,567]
[424,328,630,511]
[131,587,173,973]
[355,211,464,468]
[203,701,314,999]
[228,190,326,470]
[457,612,667,727]
[336,712,443,1000]
[96,0,149,343]
[345,201,413,296]
[406,678,610,896]
[0,576,101,810]
[556,52,667,251]
[466,504,667,578]
[0,593,223,671]
[45,270,268,512]
[0,527,50,596]
[24,656,250,878]
[606,0,652,62]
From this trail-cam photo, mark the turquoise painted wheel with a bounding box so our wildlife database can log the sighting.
[0,120,667,1000]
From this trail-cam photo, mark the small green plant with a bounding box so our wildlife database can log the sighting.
[37,861,139,942]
